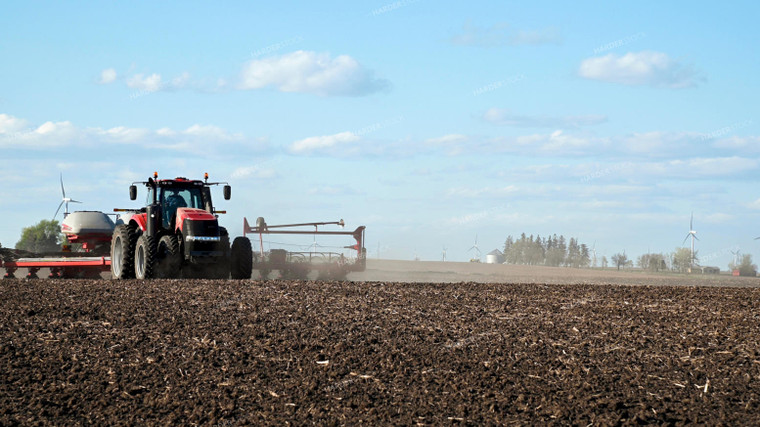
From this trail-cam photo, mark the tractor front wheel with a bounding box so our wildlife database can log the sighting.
[155,235,182,279]
[134,234,157,280]
[230,237,253,279]
[209,227,231,279]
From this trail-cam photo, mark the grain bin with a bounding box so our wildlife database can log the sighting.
[485,249,504,264]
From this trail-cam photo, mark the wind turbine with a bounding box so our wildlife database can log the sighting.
[682,212,698,266]
[442,246,447,262]
[730,249,741,267]
[591,241,597,268]
[53,173,82,220]
[468,234,481,261]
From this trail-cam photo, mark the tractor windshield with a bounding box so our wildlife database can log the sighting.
[161,187,204,210]
[160,186,206,227]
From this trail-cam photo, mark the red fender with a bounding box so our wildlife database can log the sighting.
[131,213,148,232]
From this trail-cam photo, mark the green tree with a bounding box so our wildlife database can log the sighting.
[579,244,591,268]
[503,236,514,256]
[671,248,694,273]
[567,238,581,267]
[15,219,62,253]
[545,234,565,267]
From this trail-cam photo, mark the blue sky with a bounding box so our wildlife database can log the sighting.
[1,1,759,267]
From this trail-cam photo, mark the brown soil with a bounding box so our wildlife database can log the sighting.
[2,274,759,425]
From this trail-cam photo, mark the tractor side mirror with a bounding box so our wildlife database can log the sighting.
[223,185,231,200]
[129,185,137,200]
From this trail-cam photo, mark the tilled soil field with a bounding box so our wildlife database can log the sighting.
[2,279,759,425]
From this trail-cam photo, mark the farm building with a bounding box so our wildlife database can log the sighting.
[485,249,505,264]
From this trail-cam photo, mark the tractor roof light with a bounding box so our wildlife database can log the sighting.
[204,172,209,182]
[153,171,158,179]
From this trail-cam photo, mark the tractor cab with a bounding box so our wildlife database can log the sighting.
[145,180,213,228]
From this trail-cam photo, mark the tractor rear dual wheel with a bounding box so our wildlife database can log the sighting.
[134,234,157,280]
[111,224,138,279]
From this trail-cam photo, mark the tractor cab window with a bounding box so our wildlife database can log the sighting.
[160,187,204,228]
[202,187,213,212]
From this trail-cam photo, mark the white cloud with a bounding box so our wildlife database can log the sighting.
[579,51,701,88]
[231,165,277,179]
[713,136,760,152]
[280,128,758,160]
[426,134,468,145]
[99,68,117,84]
[34,120,78,140]
[747,198,760,210]
[504,130,599,155]
[424,134,471,155]
[451,22,561,47]
[156,127,176,137]
[289,131,361,155]
[239,50,389,96]
[621,131,685,155]
[0,113,266,156]
[442,208,533,227]
[0,118,79,148]
[581,157,758,181]
[100,126,150,142]
[126,73,163,92]
[666,157,758,177]
[171,72,191,88]
[483,108,607,128]
[99,67,215,94]
[445,211,493,226]
[100,52,388,97]
[0,113,27,134]
[183,124,242,140]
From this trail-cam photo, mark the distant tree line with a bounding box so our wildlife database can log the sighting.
[504,233,758,276]
[637,252,667,272]
[503,234,591,268]
[631,249,757,276]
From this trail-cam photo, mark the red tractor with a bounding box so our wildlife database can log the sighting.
[110,173,252,280]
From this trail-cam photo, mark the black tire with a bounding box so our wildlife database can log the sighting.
[111,224,137,279]
[210,228,231,279]
[230,237,253,279]
[134,234,157,280]
[155,235,182,279]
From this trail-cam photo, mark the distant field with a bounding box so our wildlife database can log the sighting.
[350,259,760,287]
[4,258,758,288]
